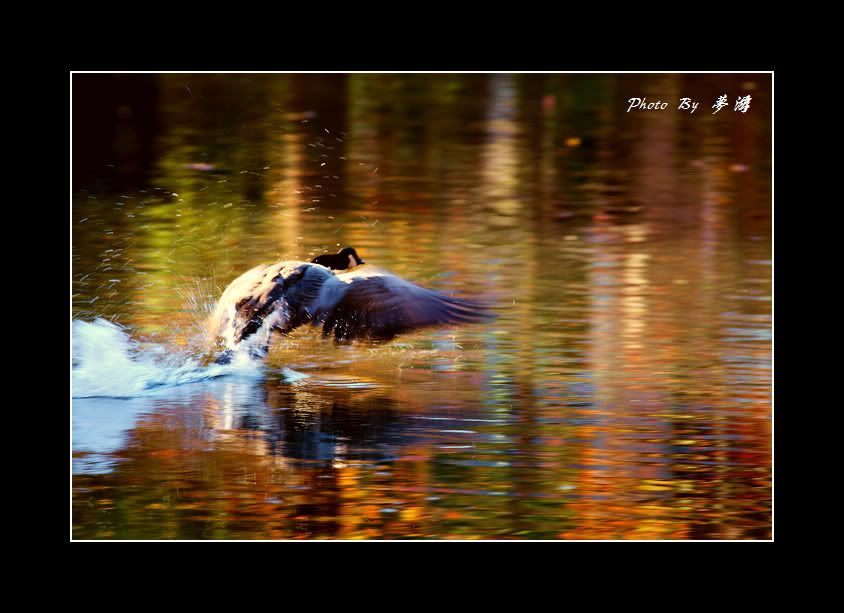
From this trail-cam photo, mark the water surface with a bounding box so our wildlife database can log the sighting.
[72,74,772,539]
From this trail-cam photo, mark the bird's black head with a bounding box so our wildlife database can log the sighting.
[312,247,366,270]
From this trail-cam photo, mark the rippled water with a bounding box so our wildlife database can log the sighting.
[72,74,772,539]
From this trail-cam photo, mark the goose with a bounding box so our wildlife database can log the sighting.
[209,260,492,362]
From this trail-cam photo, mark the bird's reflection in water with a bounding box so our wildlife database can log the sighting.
[151,373,417,464]
[263,379,411,463]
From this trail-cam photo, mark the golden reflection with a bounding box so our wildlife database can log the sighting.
[268,131,304,256]
[481,74,522,223]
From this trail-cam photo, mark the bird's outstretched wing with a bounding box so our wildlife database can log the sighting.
[316,268,493,341]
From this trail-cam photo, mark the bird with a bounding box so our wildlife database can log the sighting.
[311,246,366,270]
[208,259,492,362]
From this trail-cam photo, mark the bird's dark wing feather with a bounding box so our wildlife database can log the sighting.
[319,275,492,341]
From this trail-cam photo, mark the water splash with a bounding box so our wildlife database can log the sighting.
[71,318,263,398]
